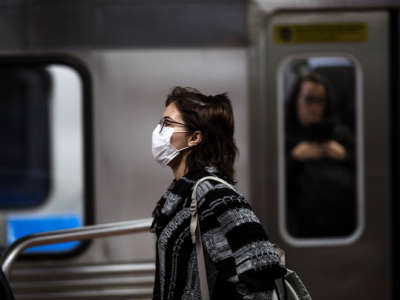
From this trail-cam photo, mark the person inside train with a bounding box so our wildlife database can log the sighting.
[285,72,356,238]
[150,87,286,300]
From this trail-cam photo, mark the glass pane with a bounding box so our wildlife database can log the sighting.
[283,57,358,239]
[0,67,51,208]
[0,63,85,254]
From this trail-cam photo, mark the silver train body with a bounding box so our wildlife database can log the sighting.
[0,1,399,299]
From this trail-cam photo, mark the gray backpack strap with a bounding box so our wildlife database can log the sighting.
[189,176,236,300]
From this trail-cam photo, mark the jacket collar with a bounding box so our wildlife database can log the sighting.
[150,167,217,235]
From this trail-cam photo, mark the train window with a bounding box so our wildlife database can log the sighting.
[0,67,51,208]
[279,56,363,244]
[0,61,92,255]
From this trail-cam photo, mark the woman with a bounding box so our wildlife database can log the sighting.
[285,72,356,238]
[150,87,285,300]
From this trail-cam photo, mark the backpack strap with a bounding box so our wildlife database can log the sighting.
[189,176,236,300]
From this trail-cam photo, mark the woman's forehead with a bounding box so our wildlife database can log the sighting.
[301,81,326,97]
[162,102,184,123]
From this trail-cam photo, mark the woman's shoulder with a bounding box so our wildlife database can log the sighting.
[195,177,247,212]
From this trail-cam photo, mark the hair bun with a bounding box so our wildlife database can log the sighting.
[208,93,229,105]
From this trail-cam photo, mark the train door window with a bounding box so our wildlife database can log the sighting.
[279,55,363,244]
[0,60,93,255]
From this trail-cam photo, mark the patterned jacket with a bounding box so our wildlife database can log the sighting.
[150,168,285,300]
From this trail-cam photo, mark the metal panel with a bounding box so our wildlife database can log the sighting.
[0,0,247,49]
[10,263,154,300]
[28,2,97,48]
[0,8,25,49]
[255,0,400,12]
[98,3,246,47]
[253,11,390,300]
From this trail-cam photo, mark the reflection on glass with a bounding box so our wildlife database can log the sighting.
[284,57,357,238]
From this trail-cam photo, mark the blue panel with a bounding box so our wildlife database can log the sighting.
[7,214,82,253]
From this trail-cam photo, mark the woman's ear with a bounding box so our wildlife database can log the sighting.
[188,130,202,147]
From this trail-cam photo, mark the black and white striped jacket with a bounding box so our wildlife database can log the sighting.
[150,168,285,300]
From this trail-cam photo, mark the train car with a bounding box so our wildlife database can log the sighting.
[0,0,399,299]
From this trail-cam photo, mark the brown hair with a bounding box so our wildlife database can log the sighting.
[166,86,238,184]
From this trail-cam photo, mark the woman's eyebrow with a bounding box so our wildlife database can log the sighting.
[163,116,179,122]
[161,116,173,122]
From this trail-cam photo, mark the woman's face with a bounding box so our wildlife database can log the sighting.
[297,80,327,126]
[162,102,190,151]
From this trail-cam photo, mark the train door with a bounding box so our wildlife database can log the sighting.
[252,11,391,300]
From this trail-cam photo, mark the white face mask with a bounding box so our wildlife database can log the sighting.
[152,124,190,166]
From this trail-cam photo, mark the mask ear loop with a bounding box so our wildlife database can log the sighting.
[176,145,191,152]
[175,131,192,152]
[173,130,199,151]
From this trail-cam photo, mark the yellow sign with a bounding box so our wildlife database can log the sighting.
[274,23,367,44]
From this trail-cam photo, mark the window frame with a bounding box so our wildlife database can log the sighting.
[277,53,365,247]
[0,55,94,258]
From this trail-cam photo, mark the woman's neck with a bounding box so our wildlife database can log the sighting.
[170,152,189,180]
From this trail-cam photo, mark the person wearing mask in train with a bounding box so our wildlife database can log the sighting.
[285,72,356,238]
[150,87,285,300]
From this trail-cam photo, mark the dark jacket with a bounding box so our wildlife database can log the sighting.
[0,270,15,300]
[286,121,356,237]
[151,168,285,300]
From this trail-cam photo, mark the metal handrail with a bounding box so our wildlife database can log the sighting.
[1,218,153,279]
